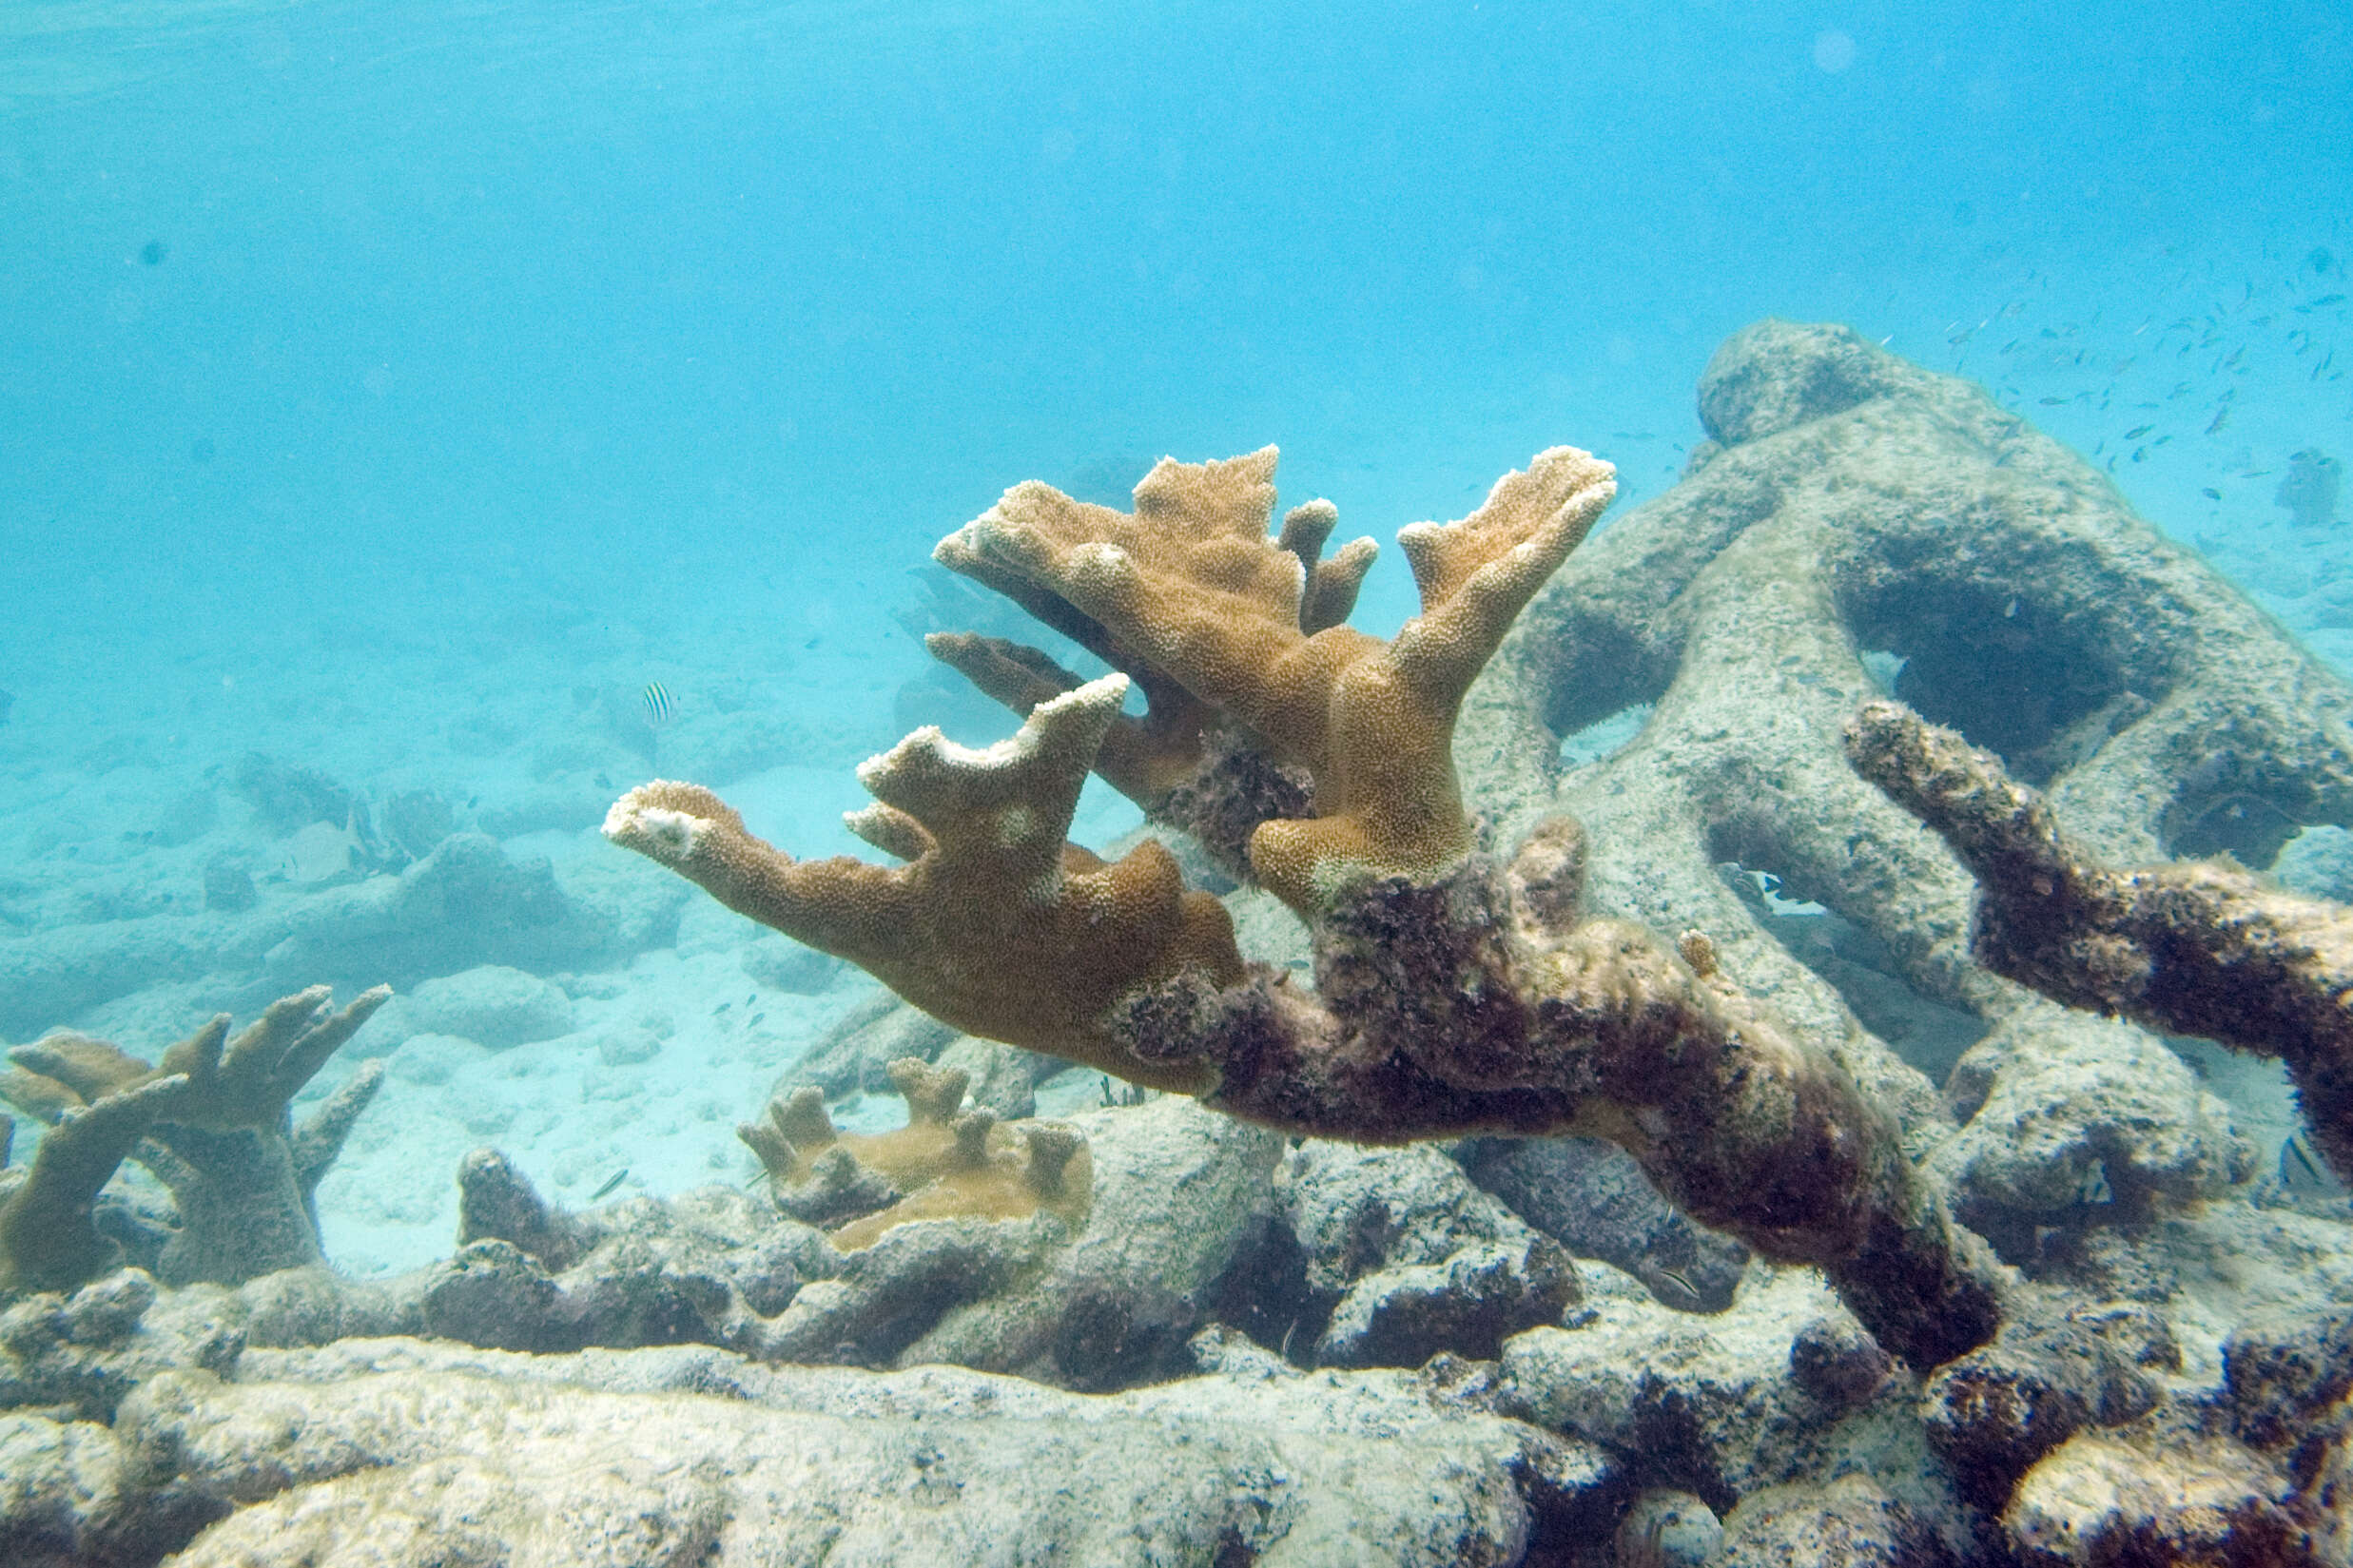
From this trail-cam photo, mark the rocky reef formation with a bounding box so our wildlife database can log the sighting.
[8,319,2353,1563]
[0,830,685,1039]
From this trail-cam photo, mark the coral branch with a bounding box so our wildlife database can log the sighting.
[922,631,1213,811]
[1253,451,1617,910]
[1277,499,1378,634]
[1847,696,2353,1176]
[613,446,1997,1369]
[1113,830,2000,1368]
[606,677,1247,1093]
[291,1057,387,1202]
[158,984,390,1132]
[0,1074,185,1293]
[1,987,391,1289]
[938,445,1615,912]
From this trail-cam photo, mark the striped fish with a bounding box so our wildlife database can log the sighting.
[641,681,676,729]
[2281,1131,2331,1191]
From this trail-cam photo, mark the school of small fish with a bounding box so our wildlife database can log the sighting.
[1921,243,2345,516]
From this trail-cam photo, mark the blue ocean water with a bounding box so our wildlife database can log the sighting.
[0,0,2347,1254]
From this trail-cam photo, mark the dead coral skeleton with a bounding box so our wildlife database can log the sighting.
[608,446,2001,1369]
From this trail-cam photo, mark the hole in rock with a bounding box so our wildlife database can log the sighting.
[2277,824,2353,900]
[1536,618,1675,743]
[1558,702,1654,768]
[1844,579,2137,785]
[2165,789,2302,867]
[2163,758,2329,870]
[1712,854,1989,1087]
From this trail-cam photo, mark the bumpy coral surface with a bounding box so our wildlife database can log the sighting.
[611,435,2000,1371]
[739,1056,1090,1249]
[0,987,386,1292]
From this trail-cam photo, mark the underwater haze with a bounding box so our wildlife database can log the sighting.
[5,1,2353,1563]
[7,1,2347,629]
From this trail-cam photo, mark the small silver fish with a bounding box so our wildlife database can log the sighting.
[1656,1268,1702,1302]
[642,680,676,729]
[592,1170,629,1201]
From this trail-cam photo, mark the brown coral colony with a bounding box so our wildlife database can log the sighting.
[738,1058,1092,1250]
[608,442,2006,1371]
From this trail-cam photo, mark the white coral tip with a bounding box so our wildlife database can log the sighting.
[604,794,708,861]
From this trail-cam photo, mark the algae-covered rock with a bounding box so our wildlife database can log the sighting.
[1715,1472,1957,1568]
[1931,1002,2254,1252]
[1502,1268,1934,1522]
[91,1333,1600,1567]
[1279,1139,1581,1367]
[2002,1432,2304,1568]
[1456,1133,1750,1312]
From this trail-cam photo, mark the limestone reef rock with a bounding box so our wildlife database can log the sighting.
[0,830,684,1039]
[1276,1138,1581,1368]
[1,1329,1616,1568]
[1928,1001,2255,1256]
[1456,1132,1753,1312]
[10,320,2353,1562]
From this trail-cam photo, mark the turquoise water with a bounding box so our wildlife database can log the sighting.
[7,1,2344,636]
[0,0,2347,1324]
[6,9,2353,1561]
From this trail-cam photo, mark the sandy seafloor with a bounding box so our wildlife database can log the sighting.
[3,223,2349,1281]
